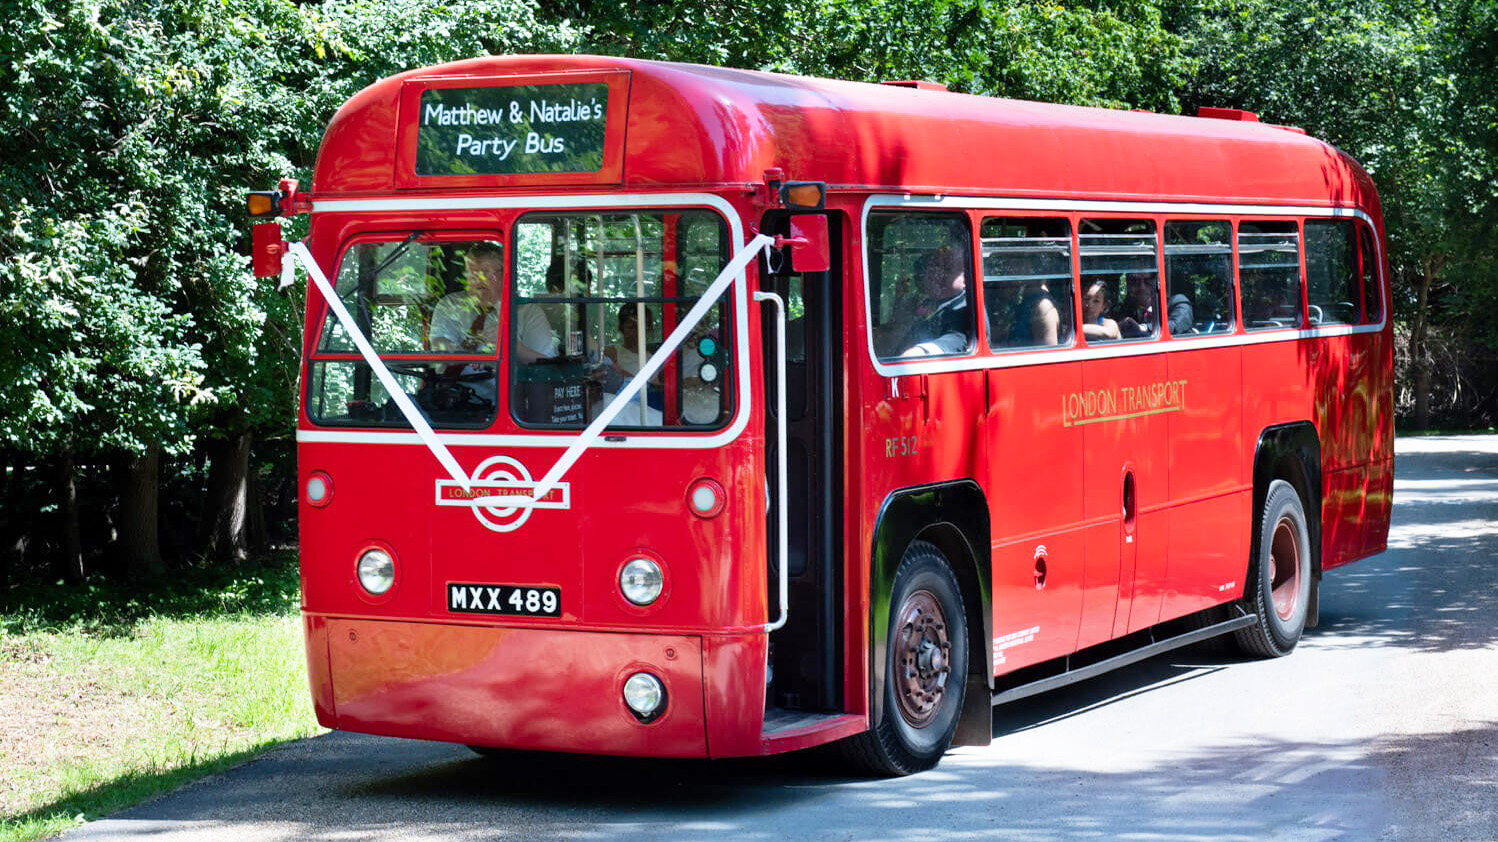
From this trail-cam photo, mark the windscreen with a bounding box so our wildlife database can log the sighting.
[309,237,504,428]
[508,210,732,429]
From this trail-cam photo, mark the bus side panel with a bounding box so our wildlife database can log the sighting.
[1162,344,1248,622]
[1241,336,1312,503]
[303,614,337,729]
[987,364,1085,669]
[1081,354,1171,636]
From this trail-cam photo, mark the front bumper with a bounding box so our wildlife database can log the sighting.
[307,615,711,757]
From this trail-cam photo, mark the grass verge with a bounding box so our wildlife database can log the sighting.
[0,555,322,842]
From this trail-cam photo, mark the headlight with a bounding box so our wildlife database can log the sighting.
[622,672,666,722]
[357,548,395,595]
[619,557,664,606]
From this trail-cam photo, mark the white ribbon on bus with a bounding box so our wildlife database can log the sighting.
[285,234,777,502]
[287,233,787,631]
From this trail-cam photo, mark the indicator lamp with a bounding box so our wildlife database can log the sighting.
[305,471,334,508]
[687,478,726,518]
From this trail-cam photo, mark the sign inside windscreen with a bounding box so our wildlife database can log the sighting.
[415,83,608,176]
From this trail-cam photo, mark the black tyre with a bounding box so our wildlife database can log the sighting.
[841,540,968,775]
[1233,479,1312,657]
[466,744,513,760]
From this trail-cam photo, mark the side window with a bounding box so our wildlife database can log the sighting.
[1239,221,1302,330]
[868,212,975,360]
[1304,220,1360,325]
[1164,220,1233,336]
[980,217,1073,350]
[1358,223,1383,324]
[1080,218,1159,342]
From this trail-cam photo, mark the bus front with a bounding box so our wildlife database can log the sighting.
[281,60,785,759]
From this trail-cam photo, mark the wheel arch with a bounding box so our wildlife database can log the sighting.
[868,480,992,746]
[1251,422,1323,586]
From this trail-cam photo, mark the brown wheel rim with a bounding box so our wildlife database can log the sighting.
[1269,516,1301,621]
[893,589,952,728]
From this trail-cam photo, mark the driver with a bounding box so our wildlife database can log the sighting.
[430,243,506,354]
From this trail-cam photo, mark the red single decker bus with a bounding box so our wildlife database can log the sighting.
[250,56,1393,775]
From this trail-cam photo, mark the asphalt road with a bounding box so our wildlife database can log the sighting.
[64,435,1498,842]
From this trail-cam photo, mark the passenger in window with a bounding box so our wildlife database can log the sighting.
[430,243,506,354]
[595,303,665,425]
[1081,280,1121,341]
[880,243,971,357]
[511,260,568,363]
[1115,272,1178,339]
[1009,274,1062,346]
[1165,291,1194,336]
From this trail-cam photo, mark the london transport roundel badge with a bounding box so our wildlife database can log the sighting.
[433,455,572,533]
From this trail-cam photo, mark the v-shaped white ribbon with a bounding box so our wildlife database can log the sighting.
[285,233,776,506]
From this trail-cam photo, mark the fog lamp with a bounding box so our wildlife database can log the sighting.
[357,548,395,595]
[623,672,666,722]
[620,557,664,605]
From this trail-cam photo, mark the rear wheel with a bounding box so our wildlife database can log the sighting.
[841,540,967,775]
[1234,479,1312,657]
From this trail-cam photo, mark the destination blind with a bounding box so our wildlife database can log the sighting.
[415,83,609,176]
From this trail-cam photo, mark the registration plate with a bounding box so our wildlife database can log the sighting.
[447,583,561,617]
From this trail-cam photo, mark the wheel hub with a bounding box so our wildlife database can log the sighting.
[894,589,952,727]
[1269,516,1301,621]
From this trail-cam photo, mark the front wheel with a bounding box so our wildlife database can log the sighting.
[1234,479,1313,657]
[841,540,968,775]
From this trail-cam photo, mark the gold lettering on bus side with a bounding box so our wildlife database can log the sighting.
[1061,379,1188,427]
[883,435,919,458]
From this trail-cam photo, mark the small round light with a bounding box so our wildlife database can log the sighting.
[357,548,395,595]
[697,336,718,357]
[620,557,664,606]
[623,672,666,721]
[306,471,333,508]
[698,361,719,384]
[687,478,725,518]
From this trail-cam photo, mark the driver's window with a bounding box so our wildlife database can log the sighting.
[308,237,502,429]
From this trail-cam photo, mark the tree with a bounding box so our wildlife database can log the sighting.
[1169,0,1498,427]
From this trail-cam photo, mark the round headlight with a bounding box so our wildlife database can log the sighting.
[619,557,664,606]
[623,672,666,721]
[357,548,395,595]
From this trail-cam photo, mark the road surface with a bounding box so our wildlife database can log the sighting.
[64,435,1498,842]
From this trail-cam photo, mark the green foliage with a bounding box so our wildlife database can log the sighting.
[781,0,1194,111]
[0,0,577,464]
[0,551,300,636]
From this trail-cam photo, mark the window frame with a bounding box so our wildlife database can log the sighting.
[305,229,506,430]
[506,208,737,432]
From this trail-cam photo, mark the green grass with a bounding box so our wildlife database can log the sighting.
[0,556,323,842]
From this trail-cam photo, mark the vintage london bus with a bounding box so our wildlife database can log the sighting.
[249,55,1393,775]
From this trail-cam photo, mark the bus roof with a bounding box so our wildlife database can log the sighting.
[312,54,1379,213]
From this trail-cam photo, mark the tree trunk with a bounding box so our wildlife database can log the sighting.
[118,446,166,578]
[199,430,251,563]
[0,450,19,589]
[1409,256,1440,430]
[55,448,85,584]
[246,459,269,556]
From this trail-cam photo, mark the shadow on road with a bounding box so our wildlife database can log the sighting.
[81,720,1498,842]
